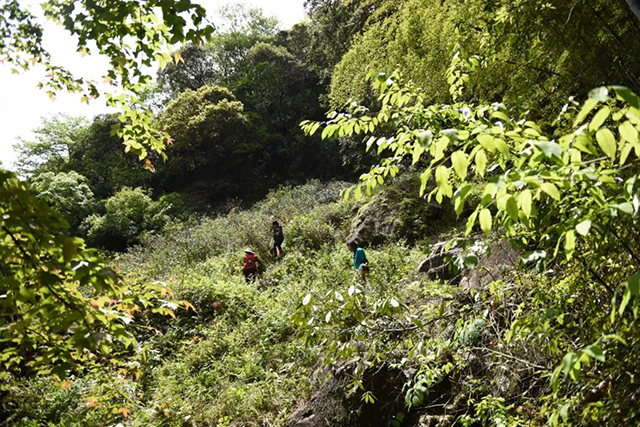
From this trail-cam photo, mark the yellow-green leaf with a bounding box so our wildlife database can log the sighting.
[475,149,487,177]
[619,120,638,143]
[494,138,510,156]
[477,134,496,153]
[451,151,468,179]
[505,196,518,221]
[466,210,478,235]
[518,190,532,218]
[620,143,633,165]
[479,208,492,236]
[564,229,576,258]
[541,183,560,201]
[575,219,591,236]
[574,98,598,126]
[595,128,617,159]
[589,106,610,131]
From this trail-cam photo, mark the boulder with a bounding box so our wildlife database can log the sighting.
[460,239,520,289]
[286,362,407,427]
[348,201,400,246]
[417,248,463,282]
[347,174,449,247]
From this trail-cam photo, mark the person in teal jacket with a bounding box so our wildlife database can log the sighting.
[347,240,369,281]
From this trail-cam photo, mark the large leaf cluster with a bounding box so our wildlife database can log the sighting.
[1,0,214,162]
[0,170,182,382]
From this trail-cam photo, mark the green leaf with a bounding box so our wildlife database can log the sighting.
[611,203,633,214]
[435,166,452,198]
[518,190,532,218]
[505,196,518,221]
[627,273,640,297]
[63,239,78,264]
[453,183,473,216]
[464,254,480,269]
[494,138,510,156]
[412,143,425,165]
[619,288,632,315]
[589,106,610,131]
[612,86,640,109]
[564,230,576,258]
[575,219,591,236]
[532,140,562,160]
[619,121,638,143]
[620,143,633,165]
[477,134,496,152]
[451,151,469,179]
[561,352,577,375]
[583,345,605,362]
[465,210,478,235]
[492,110,510,122]
[419,168,432,196]
[479,208,492,236]
[595,128,617,159]
[475,149,487,177]
[541,183,560,201]
[417,130,433,145]
[574,98,598,126]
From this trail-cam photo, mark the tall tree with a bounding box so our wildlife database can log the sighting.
[158,85,262,204]
[13,115,88,177]
[157,4,279,97]
[66,115,151,199]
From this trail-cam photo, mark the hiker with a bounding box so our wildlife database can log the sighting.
[270,220,284,257]
[242,249,261,283]
[347,240,369,282]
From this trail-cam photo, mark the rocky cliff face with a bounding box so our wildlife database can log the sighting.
[347,175,451,247]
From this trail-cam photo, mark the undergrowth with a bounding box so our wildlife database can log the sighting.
[6,180,638,427]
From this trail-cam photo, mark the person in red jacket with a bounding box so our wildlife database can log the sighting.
[242,249,261,283]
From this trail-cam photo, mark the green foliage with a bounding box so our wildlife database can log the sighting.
[304,54,640,423]
[303,0,396,78]
[158,84,261,202]
[306,72,640,265]
[30,171,97,230]
[157,4,279,97]
[13,115,88,177]
[64,114,152,199]
[82,187,172,251]
[329,0,640,121]
[1,0,214,162]
[117,180,352,276]
[0,170,184,384]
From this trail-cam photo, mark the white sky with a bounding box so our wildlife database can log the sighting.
[0,0,306,170]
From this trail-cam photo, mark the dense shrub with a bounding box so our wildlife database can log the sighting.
[82,187,172,251]
[30,170,97,230]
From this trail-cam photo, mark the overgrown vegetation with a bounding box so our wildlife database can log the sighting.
[2,0,640,426]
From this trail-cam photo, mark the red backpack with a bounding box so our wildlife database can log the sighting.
[243,253,258,271]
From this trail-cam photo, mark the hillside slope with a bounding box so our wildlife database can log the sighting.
[6,180,638,426]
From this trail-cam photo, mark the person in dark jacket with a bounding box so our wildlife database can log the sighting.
[270,220,284,257]
[242,249,261,283]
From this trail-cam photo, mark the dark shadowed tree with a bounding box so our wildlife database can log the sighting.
[233,43,345,182]
[157,85,263,205]
[65,115,152,199]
